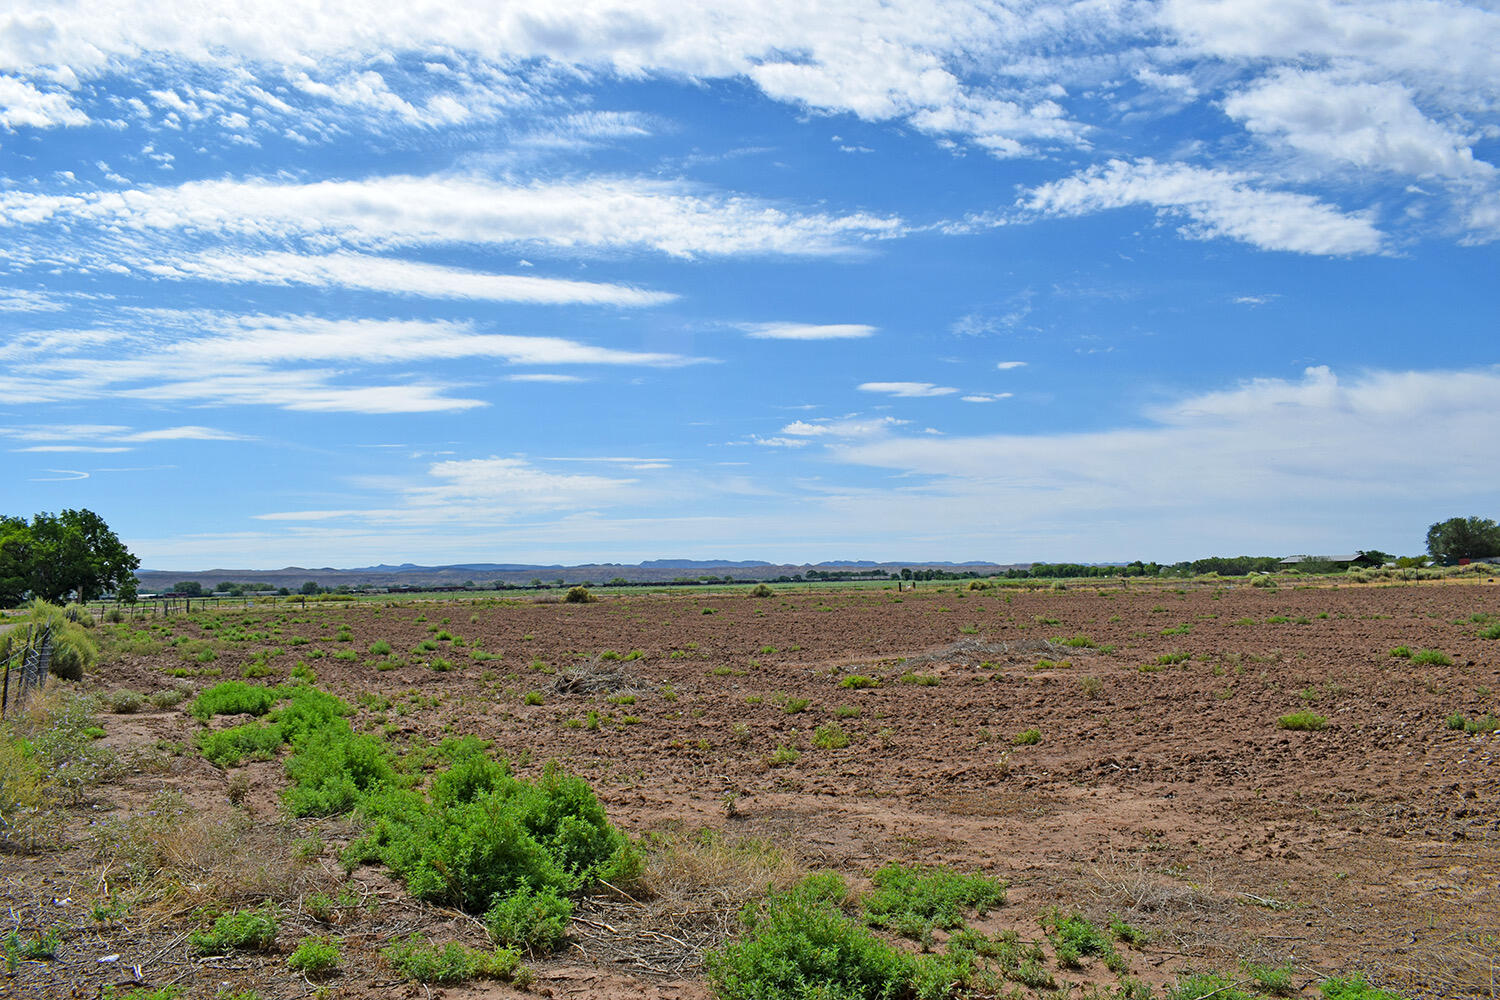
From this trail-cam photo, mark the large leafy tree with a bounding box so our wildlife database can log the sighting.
[0,509,140,606]
[1426,516,1500,564]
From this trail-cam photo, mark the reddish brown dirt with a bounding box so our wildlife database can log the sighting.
[6,579,1500,999]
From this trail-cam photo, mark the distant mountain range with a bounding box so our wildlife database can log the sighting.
[136,558,1025,592]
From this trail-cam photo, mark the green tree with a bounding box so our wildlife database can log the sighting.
[1426,516,1500,564]
[174,581,205,596]
[299,581,323,595]
[0,509,139,606]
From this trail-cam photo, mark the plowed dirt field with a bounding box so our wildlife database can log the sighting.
[7,579,1499,999]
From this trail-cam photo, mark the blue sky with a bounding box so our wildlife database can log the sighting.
[1,0,1497,569]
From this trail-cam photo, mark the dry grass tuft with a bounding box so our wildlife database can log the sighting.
[92,790,321,911]
[571,827,803,977]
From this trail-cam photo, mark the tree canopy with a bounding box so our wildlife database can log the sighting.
[1426,516,1500,564]
[0,509,139,607]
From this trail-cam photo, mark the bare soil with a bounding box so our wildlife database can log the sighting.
[6,579,1500,999]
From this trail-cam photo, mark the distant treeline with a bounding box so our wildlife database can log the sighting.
[1019,556,1285,578]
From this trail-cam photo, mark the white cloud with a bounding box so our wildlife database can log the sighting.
[0,1,1107,157]
[1018,158,1385,255]
[857,381,959,397]
[0,312,704,413]
[739,322,877,340]
[0,75,88,128]
[779,416,906,438]
[960,392,1012,403]
[1224,69,1494,179]
[145,251,676,305]
[751,436,812,448]
[505,373,586,383]
[834,366,1500,515]
[0,175,904,260]
[995,360,1026,370]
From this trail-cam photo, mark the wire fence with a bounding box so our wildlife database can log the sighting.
[0,624,52,720]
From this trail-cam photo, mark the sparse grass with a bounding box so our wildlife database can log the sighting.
[1411,649,1453,666]
[1447,712,1500,734]
[782,697,811,714]
[1277,710,1328,731]
[1389,645,1412,659]
[1012,728,1041,746]
[381,934,524,985]
[812,722,850,750]
[523,691,544,706]
[1481,623,1500,640]
[840,674,879,689]
[1080,676,1103,698]
[898,672,940,686]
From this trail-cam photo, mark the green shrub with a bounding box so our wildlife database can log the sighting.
[1411,649,1453,666]
[370,640,393,655]
[197,722,283,766]
[381,934,522,984]
[840,674,879,689]
[0,602,98,681]
[1389,645,1412,659]
[707,875,915,1000]
[783,697,811,714]
[523,691,544,706]
[484,884,573,952]
[284,723,397,816]
[751,583,774,598]
[1481,624,1500,640]
[189,906,278,954]
[1012,728,1041,746]
[563,586,597,603]
[190,681,280,721]
[287,935,340,977]
[1277,711,1327,731]
[352,758,637,912]
[898,672,939,686]
[863,863,1006,939]
[271,686,351,745]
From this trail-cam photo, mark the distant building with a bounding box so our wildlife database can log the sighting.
[1279,552,1383,568]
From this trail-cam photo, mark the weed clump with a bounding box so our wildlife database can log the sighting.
[563,586,597,603]
[189,906,278,954]
[1277,711,1328,731]
[287,935,340,977]
[863,863,1006,940]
